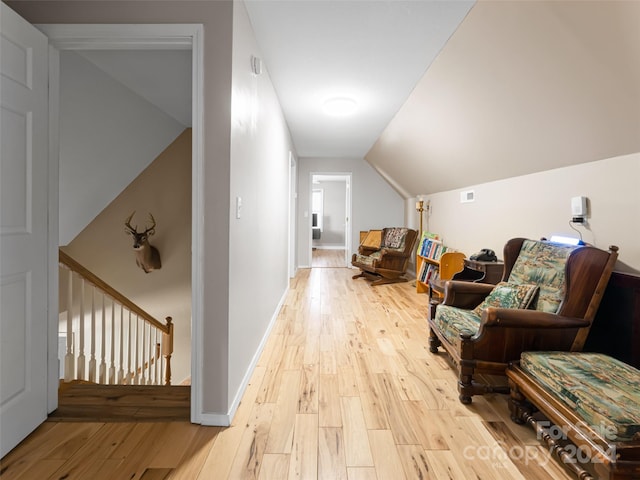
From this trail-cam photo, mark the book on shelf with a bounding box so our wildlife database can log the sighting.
[418,261,440,284]
[418,233,447,261]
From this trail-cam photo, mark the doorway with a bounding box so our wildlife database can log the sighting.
[310,173,352,268]
[37,24,205,424]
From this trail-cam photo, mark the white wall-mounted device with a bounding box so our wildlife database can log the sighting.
[236,196,243,219]
[571,196,587,216]
[460,190,475,203]
[251,55,262,75]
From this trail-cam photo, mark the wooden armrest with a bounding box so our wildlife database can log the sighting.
[358,246,379,255]
[442,281,494,309]
[378,248,408,258]
[482,308,591,329]
[445,281,495,295]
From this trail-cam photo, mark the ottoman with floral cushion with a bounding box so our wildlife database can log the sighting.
[507,352,640,479]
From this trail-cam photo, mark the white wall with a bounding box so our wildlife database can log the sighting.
[11,0,236,419]
[314,180,346,248]
[298,157,404,267]
[419,153,640,274]
[59,51,185,245]
[228,1,294,412]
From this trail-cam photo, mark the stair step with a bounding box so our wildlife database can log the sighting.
[49,383,190,422]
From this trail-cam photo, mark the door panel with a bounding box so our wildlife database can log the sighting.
[0,2,49,457]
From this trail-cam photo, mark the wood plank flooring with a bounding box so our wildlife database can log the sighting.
[311,249,346,268]
[0,267,573,479]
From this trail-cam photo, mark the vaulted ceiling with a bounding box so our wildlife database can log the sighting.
[37,1,640,199]
[246,0,640,197]
[365,1,640,196]
[244,0,474,159]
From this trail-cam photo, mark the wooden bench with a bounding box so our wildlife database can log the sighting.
[507,352,640,480]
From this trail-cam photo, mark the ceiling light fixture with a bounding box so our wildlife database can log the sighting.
[322,97,358,117]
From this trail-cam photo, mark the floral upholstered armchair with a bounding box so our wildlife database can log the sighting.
[428,237,618,404]
[351,227,418,286]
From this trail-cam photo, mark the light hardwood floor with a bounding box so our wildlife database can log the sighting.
[0,267,573,480]
[312,249,346,268]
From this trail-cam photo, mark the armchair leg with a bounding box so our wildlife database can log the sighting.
[370,276,407,286]
[352,272,365,280]
[428,329,441,354]
[458,375,511,404]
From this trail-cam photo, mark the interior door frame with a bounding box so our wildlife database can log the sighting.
[36,23,205,423]
[288,151,297,279]
[309,172,352,267]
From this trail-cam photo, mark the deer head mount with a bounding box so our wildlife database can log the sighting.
[124,212,162,274]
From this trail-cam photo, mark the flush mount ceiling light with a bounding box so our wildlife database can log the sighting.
[322,97,358,116]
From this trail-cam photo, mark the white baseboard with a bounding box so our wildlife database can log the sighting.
[224,286,288,425]
[199,412,231,427]
[313,245,346,250]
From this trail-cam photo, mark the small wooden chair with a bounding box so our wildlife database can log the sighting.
[352,227,418,286]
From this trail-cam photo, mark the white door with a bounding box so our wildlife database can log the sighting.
[0,3,50,457]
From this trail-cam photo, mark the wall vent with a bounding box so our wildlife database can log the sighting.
[460,190,475,203]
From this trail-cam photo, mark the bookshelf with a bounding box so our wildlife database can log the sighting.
[416,233,465,296]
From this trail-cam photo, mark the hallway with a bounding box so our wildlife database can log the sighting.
[1,267,572,479]
[311,249,346,268]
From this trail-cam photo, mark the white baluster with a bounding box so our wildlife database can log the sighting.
[88,286,96,382]
[154,333,160,385]
[126,310,133,384]
[117,304,124,384]
[64,268,75,382]
[147,327,154,385]
[133,315,140,385]
[99,292,107,384]
[141,321,148,385]
[77,279,86,380]
[108,298,116,384]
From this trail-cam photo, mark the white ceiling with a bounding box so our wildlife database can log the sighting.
[244,0,474,158]
[75,1,639,199]
[77,0,474,161]
[78,49,192,127]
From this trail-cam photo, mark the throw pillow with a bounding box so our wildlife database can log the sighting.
[382,227,408,249]
[473,281,539,316]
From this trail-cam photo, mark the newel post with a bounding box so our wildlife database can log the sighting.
[162,317,174,385]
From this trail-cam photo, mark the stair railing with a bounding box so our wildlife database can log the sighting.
[59,250,173,386]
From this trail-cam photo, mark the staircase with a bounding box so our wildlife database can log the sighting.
[55,251,186,421]
[51,381,190,422]
[59,250,174,386]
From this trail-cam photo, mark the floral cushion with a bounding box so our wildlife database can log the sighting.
[353,250,382,267]
[473,281,539,316]
[381,227,408,251]
[433,305,481,345]
[434,282,538,344]
[521,352,640,441]
[507,239,577,313]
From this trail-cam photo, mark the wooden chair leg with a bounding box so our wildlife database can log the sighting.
[370,276,407,286]
[428,329,441,353]
[458,365,474,404]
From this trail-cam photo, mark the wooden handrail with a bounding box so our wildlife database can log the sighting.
[59,249,169,334]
